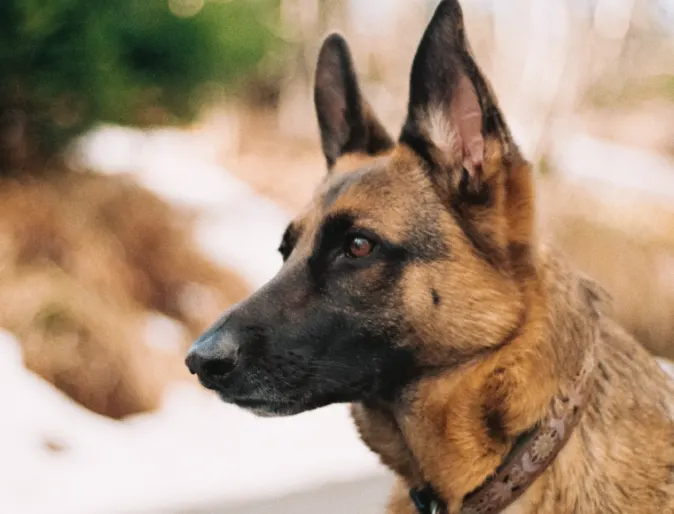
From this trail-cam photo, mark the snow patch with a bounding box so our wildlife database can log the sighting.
[75,125,290,288]
[0,329,386,514]
[143,314,188,354]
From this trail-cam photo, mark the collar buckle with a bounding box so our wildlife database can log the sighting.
[410,486,445,514]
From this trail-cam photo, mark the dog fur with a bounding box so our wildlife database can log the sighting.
[186,1,674,512]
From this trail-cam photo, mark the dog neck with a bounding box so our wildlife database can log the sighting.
[352,252,604,514]
[409,344,596,514]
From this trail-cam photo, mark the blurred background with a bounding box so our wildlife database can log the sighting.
[1,0,673,513]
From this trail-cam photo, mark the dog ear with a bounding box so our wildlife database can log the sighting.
[400,0,516,196]
[400,0,533,267]
[314,34,394,169]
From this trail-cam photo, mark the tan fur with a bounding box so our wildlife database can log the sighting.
[332,152,384,175]
[342,153,674,512]
[295,138,673,513]
[291,134,674,512]
[298,4,674,512]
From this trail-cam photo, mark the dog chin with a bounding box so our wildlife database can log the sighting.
[242,402,309,418]
[245,405,297,418]
[217,392,308,417]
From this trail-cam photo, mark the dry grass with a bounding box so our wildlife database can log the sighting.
[0,172,249,418]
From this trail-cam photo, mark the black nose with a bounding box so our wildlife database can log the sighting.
[185,329,239,379]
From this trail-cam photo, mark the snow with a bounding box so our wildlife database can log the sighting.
[0,330,386,514]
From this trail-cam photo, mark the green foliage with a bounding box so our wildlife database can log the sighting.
[0,0,280,166]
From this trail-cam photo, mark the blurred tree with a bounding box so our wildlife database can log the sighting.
[0,0,280,175]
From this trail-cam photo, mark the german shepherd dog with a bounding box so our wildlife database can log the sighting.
[186,1,674,512]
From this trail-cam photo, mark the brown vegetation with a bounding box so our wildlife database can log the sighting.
[0,172,249,418]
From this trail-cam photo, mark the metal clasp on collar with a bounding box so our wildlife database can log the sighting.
[410,486,444,514]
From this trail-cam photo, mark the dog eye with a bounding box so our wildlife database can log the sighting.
[345,235,375,259]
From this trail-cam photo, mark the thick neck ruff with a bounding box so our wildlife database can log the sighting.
[410,347,596,514]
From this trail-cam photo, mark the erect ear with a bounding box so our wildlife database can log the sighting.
[400,1,534,268]
[314,34,394,169]
[400,0,517,195]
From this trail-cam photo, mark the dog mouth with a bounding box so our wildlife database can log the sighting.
[223,394,312,418]
[229,396,307,417]
[197,374,309,417]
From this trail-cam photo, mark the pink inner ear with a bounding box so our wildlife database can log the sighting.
[451,74,484,178]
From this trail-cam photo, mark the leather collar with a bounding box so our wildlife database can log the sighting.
[410,348,596,514]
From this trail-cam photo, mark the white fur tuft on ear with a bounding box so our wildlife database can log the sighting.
[424,107,460,164]
[416,73,485,180]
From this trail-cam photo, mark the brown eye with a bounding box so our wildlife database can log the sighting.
[346,235,375,259]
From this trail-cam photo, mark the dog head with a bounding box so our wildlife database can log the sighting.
[186,0,534,417]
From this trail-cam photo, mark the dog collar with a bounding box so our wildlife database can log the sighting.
[410,349,596,514]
